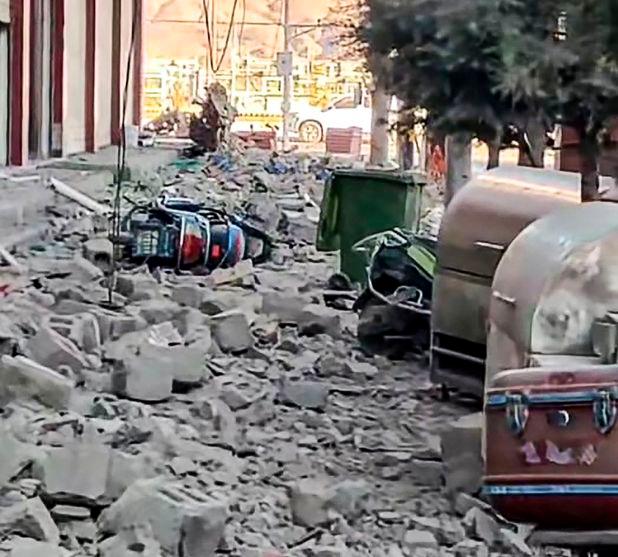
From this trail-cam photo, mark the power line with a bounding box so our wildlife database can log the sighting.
[201,0,216,73]
[213,0,240,73]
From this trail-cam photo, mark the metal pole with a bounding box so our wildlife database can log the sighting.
[282,0,291,151]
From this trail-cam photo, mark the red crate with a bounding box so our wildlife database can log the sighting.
[325,127,362,156]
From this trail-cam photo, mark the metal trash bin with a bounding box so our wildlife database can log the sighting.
[316,169,425,285]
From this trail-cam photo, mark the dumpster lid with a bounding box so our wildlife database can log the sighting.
[331,168,425,186]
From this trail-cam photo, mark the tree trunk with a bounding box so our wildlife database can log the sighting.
[487,140,501,169]
[398,132,414,170]
[445,133,472,205]
[518,120,546,167]
[580,133,600,201]
[369,83,390,166]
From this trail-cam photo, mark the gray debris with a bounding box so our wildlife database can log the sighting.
[0,431,40,488]
[111,343,175,402]
[408,459,443,488]
[0,497,59,544]
[463,507,500,547]
[5,538,68,557]
[441,413,483,496]
[98,477,228,557]
[279,379,329,410]
[211,311,253,353]
[453,540,489,557]
[50,505,91,522]
[34,436,112,505]
[261,291,309,323]
[99,523,161,557]
[98,523,162,557]
[219,384,252,411]
[82,237,113,266]
[136,300,182,325]
[171,285,205,308]
[26,326,89,374]
[288,478,370,528]
[298,304,341,337]
[168,457,196,476]
[500,528,533,556]
[170,344,206,386]
[0,355,74,410]
[43,313,101,354]
[288,479,330,527]
[115,273,160,301]
[402,530,439,553]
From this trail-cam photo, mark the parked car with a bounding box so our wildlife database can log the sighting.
[293,95,373,143]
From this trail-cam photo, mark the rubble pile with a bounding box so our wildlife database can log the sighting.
[0,149,564,557]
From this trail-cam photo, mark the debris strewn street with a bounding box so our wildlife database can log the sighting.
[0,147,564,556]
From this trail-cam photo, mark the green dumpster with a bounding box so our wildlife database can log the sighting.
[316,169,426,285]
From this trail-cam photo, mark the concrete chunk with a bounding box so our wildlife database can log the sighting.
[43,313,101,354]
[111,343,174,402]
[98,523,163,557]
[298,304,341,338]
[261,291,309,323]
[0,355,74,410]
[35,438,112,505]
[0,430,41,488]
[279,379,329,410]
[7,539,67,557]
[26,326,89,373]
[82,237,113,268]
[441,413,483,496]
[402,530,439,552]
[171,285,206,308]
[98,477,227,556]
[137,300,182,325]
[211,311,253,354]
[288,479,330,527]
[0,497,60,544]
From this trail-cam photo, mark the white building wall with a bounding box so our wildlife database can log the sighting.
[95,0,113,148]
[62,0,86,155]
[0,1,9,23]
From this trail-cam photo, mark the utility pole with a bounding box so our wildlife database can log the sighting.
[211,0,218,75]
[281,0,291,151]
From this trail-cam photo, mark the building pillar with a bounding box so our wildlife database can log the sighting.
[110,0,121,145]
[84,0,95,152]
[9,0,24,165]
[50,0,63,157]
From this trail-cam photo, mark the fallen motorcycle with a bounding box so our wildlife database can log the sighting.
[353,228,436,357]
[119,194,272,273]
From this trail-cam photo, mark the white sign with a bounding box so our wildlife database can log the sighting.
[276,52,293,77]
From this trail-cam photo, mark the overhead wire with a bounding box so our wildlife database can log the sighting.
[201,0,216,73]
[109,0,140,304]
[212,0,240,73]
[201,0,240,75]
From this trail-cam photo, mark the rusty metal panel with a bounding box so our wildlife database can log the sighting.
[432,269,491,345]
[438,167,580,280]
[486,202,618,383]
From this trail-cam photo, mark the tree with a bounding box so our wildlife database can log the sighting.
[361,0,555,200]
[493,0,618,200]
